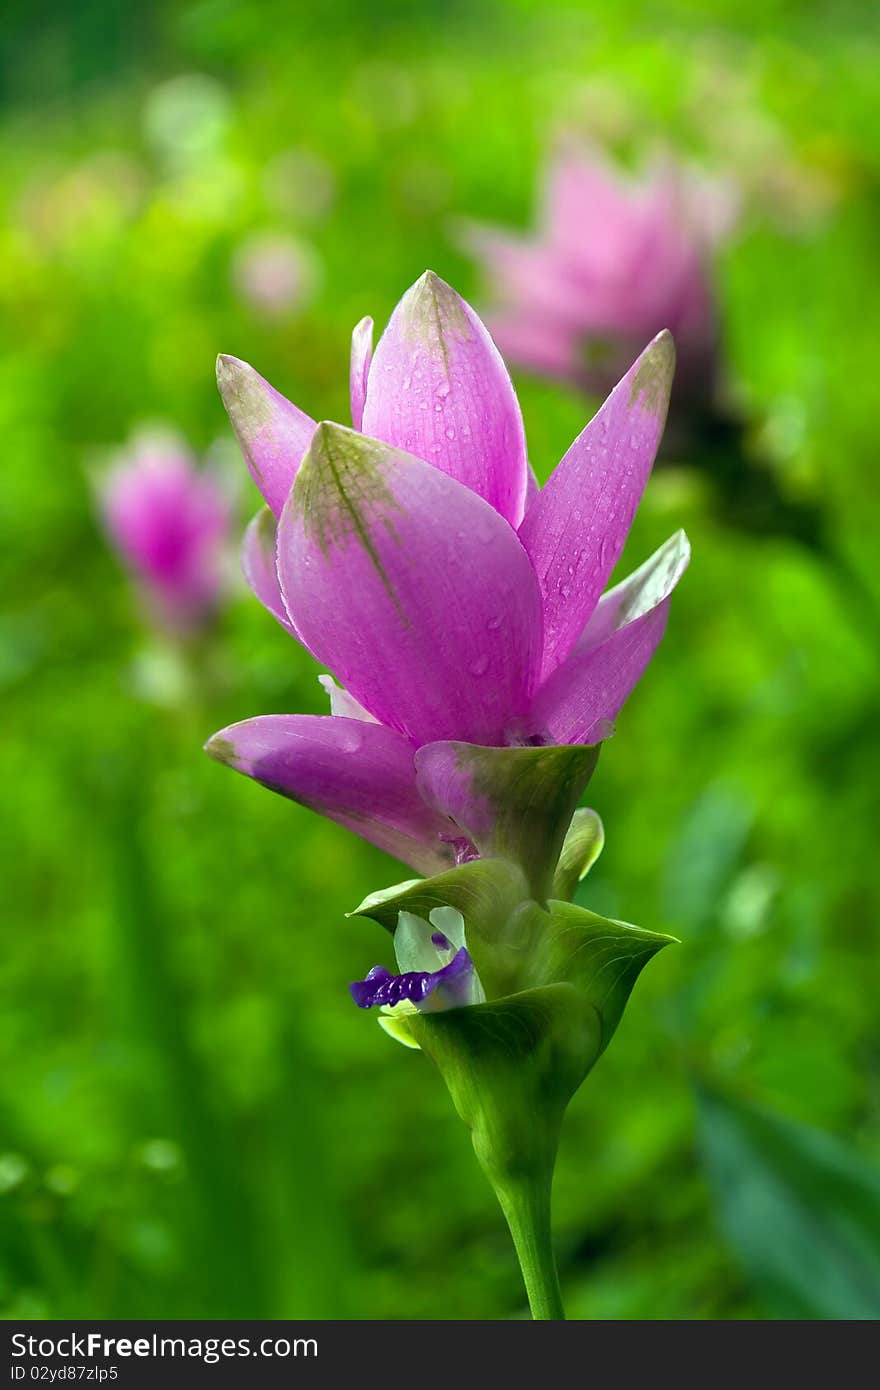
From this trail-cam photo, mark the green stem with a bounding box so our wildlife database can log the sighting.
[493,1170,566,1320]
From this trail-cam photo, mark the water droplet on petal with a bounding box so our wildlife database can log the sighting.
[469,654,490,677]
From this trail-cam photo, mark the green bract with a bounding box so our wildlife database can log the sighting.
[351,742,674,1319]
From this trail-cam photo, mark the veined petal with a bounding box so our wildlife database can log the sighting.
[526,530,690,745]
[241,506,298,637]
[577,528,690,649]
[362,270,529,526]
[216,355,316,518]
[349,316,373,431]
[204,714,453,876]
[278,423,543,746]
[518,331,675,677]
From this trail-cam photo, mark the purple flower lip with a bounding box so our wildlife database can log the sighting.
[350,947,474,1010]
[440,834,480,865]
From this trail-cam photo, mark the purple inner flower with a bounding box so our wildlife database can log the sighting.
[439,834,481,866]
[350,947,474,1010]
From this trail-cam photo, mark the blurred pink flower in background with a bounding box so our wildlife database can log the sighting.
[231,232,320,319]
[98,432,231,634]
[262,148,336,223]
[461,139,737,405]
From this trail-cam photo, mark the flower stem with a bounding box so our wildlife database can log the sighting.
[493,1169,566,1320]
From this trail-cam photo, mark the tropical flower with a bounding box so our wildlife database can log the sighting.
[206,273,689,1318]
[460,140,735,402]
[98,431,230,633]
[206,271,688,875]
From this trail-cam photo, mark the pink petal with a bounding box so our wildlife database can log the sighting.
[543,144,634,267]
[349,316,373,430]
[485,308,583,381]
[460,224,596,334]
[205,715,454,876]
[99,439,229,631]
[518,331,675,678]
[526,529,690,744]
[362,271,529,527]
[525,464,540,509]
[278,423,543,746]
[216,355,316,517]
[241,506,298,636]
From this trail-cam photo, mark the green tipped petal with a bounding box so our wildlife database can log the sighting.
[415,741,601,901]
[552,807,605,900]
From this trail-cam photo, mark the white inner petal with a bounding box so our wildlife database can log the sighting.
[393,907,467,974]
[428,905,467,951]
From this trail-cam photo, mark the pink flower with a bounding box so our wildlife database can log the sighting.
[99,433,230,633]
[231,232,320,319]
[461,141,736,402]
[206,272,688,873]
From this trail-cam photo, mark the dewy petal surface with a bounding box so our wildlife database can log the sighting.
[526,529,690,745]
[518,331,675,677]
[349,316,373,431]
[216,355,316,518]
[278,423,543,746]
[362,271,529,526]
[205,714,453,876]
[241,506,298,636]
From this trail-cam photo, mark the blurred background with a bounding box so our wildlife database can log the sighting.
[2,0,880,1320]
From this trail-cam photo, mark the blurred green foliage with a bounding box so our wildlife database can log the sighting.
[1,0,879,1320]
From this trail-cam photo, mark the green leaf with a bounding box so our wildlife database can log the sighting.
[538,899,675,1057]
[415,741,601,899]
[697,1088,880,1320]
[410,984,602,1184]
[412,984,604,1319]
[552,807,605,901]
